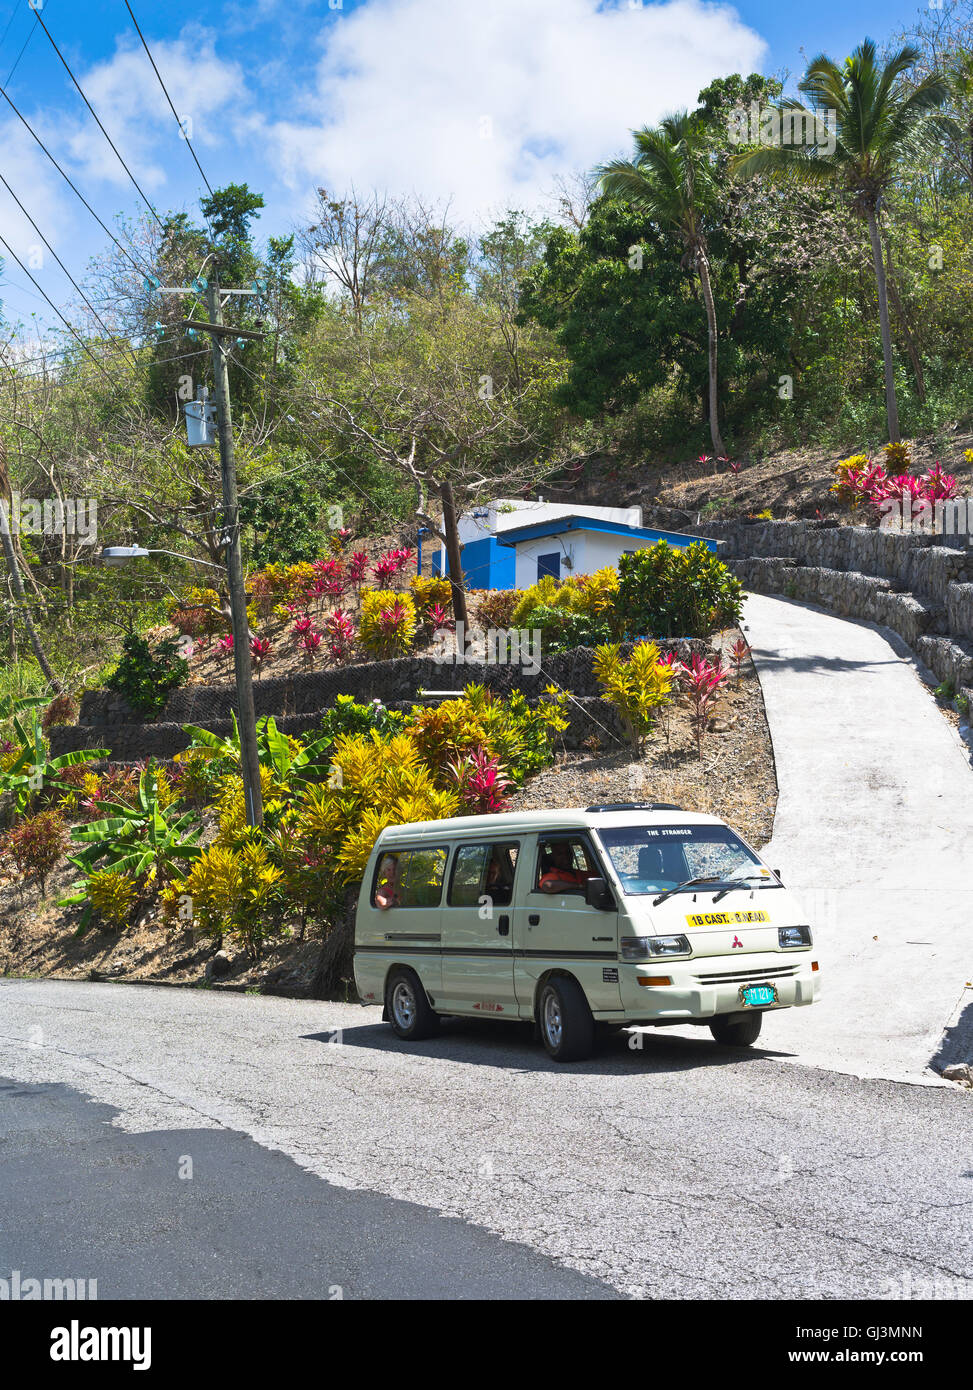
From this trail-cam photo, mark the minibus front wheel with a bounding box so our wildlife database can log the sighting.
[709,1012,762,1047]
[538,975,595,1063]
[385,967,440,1042]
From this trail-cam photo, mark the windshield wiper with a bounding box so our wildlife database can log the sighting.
[711,873,781,903]
[652,875,725,906]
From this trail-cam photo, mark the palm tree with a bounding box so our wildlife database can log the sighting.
[731,39,948,443]
[599,113,726,456]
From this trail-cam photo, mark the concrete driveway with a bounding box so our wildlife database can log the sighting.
[737,592,973,1084]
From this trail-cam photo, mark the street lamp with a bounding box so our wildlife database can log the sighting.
[101,546,223,569]
[100,546,151,566]
[98,542,262,827]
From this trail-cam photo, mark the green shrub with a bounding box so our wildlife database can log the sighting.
[616,542,743,639]
[592,642,673,753]
[527,605,617,653]
[178,841,285,958]
[105,634,189,717]
[316,696,406,754]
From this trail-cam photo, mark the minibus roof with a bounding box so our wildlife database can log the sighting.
[375,807,724,845]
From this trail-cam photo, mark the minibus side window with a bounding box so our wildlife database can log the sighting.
[448,842,519,908]
[449,845,489,907]
[372,847,448,909]
[534,836,597,895]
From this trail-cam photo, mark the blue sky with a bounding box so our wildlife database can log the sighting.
[0,0,936,338]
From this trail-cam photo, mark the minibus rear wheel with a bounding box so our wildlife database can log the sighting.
[709,1012,762,1047]
[538,976,595,1062]
[386,968,440,1042]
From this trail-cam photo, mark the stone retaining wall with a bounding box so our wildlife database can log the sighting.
[54,641,702,761]
[699,521,973,710]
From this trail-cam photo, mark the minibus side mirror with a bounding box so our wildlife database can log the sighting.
[585,877,614,911]
[774,868,783,883]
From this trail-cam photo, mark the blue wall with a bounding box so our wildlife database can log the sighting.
[432,535,516,589]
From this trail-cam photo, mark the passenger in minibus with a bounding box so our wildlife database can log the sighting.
[374,853,402,909]
[484,849,514,905]
[538,841,589,892]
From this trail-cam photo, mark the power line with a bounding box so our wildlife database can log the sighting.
[0,348,212,410]
[0,168,141,372]
[0,79,153,280]
[3,1,41,87]
[0,3,19,55]
[122,1,215,201]
[0,341,210,375]
[33,8,165,231]
[0,229,129,390]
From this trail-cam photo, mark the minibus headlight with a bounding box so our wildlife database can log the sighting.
[778,925,812,949]
[621,934,691,960]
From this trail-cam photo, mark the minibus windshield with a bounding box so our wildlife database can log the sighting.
[595,824,768,897]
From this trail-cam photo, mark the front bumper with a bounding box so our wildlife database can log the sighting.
[619,949,819,1021]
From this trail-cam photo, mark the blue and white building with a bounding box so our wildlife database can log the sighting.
[422,499,718,590]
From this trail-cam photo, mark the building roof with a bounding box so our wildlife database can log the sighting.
[491,499,642,533]
[496,515,718,551]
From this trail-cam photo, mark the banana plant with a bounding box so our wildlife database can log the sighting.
[182,713,332,788]
[0,709,108,815]
[0,693,49,722]
[60,763,201,924]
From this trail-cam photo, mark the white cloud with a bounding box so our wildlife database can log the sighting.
[64,34,245,192]
[266,0,767,221]
[0,118,77,278]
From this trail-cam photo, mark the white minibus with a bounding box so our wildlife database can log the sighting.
[354,802,819,1062]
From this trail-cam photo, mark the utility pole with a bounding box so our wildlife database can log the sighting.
[204,270,263,827]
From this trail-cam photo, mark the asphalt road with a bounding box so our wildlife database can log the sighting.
[1,979,971,1300]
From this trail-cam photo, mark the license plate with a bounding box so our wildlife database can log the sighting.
[740,983,777,1008]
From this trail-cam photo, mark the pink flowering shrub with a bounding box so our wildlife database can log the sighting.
[729,638,750,685]
[323,610,356,664]
[250,637,272,675]
[831,456,958,518]
[427,603,454,632]
[447,747,513,814]
[680,653,729,757]
[300,631,322,665]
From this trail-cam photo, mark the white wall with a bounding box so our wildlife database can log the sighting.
[579,531,641,573]
[512,529,646,588]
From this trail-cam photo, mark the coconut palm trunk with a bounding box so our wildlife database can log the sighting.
[865,206,900,444]
[730,41,948,450]
[696,248,726,457]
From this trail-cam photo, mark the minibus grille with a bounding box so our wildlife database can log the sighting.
[693,965,799,986]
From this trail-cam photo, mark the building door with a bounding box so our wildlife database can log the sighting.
[537,552,560,581]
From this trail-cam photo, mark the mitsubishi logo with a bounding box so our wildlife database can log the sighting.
[732,935,743,948]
